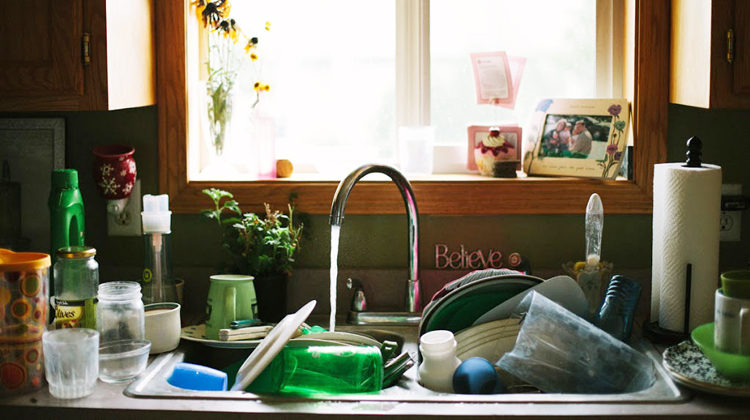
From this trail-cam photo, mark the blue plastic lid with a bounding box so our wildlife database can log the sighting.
[167,362,228,391]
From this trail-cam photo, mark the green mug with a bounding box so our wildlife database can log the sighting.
[721,270,750,300]
[205,275,257,340]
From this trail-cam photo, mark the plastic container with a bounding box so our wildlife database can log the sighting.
[53,246,99,329]
[0,249,50,395]
[43,329,99,399]
[594,275,642,342]
[497,292,654,394]
[226,345,383,395]
[98,339,151,383]
[418,330,462,393]
[168,362,228,391]
[48,169,85,294]
[97,282,145,344]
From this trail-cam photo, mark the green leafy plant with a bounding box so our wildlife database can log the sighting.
[201,188,302,277]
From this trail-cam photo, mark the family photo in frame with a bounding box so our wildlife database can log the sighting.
[523,99,630,179]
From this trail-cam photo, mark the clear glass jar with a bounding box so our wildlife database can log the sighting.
[53,246,99,329]
[96,282,144,344]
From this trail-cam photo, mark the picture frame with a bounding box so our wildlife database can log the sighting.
[467,125,522,172]
[0,118,65,251]
[522,99,630,179]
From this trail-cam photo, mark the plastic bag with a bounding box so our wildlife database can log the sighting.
[497,292,655,394]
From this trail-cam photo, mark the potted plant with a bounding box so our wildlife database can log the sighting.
[201,188,302,322]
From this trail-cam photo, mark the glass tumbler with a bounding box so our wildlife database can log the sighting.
[42,329,99,399]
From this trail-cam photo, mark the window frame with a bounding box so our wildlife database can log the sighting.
[157,0,668,215]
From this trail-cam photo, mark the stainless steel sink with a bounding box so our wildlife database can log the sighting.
[126,325,686,404]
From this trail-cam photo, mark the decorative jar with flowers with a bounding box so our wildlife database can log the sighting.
[193,0,271,159]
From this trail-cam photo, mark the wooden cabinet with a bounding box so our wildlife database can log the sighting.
[0,0,155,111]
[671,0,750,108]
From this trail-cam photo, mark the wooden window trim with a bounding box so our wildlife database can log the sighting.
[157,0,668,215]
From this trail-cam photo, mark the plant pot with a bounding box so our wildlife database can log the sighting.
[253,273,287,323]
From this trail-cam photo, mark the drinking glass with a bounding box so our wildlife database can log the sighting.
[42,328,99,399]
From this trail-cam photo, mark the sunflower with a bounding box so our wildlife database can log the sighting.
[200,0,230,28]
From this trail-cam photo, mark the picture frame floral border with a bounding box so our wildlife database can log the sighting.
[522,98,630,179]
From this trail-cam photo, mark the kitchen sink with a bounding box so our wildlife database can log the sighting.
[126,325,686,404]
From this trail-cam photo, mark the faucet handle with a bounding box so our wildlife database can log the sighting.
[347,278,368,312]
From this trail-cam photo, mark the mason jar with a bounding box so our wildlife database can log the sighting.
[53,246,99,329]
[96,281,144,344]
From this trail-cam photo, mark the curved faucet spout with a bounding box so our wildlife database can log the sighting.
[330,164,421,313]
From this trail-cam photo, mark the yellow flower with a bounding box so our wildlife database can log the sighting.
[265,21,272,31]
[254,82,270,92]
[244,37,258,54]
[250,52,258,61]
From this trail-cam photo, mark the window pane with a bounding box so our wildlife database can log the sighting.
[430,0,597,145]
[231,0,397,176]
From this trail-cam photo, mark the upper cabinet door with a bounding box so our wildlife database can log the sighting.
[0,1,85,109]
[671,0,750,109]
[0,0,155,111]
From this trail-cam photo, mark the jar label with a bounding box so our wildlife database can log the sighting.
[54,298,97,329]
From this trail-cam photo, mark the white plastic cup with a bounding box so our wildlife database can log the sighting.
[43,329,99,399]
[398,126,435,175]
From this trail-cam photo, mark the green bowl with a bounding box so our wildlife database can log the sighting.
[691,322,750,381]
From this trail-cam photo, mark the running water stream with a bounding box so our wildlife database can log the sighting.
[329,225,340,331]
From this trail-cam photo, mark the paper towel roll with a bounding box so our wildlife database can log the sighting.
[651,163,721,332]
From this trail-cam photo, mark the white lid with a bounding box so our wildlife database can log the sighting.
[419,330,457,354]
[141,194,171,233]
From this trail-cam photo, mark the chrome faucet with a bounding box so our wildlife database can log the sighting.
[330,164,422,324]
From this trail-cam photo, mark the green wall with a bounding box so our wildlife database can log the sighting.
[4,104,749,275]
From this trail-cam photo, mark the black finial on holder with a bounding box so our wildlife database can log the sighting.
[684,136,703,168]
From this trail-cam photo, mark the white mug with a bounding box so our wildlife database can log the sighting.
[714,288,750,355]
[144,302,181,354]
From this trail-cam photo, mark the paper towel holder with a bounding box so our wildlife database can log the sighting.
[643,263,693,345]
[684,136,702,168]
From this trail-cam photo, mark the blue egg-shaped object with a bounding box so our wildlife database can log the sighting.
[452,357,504,394]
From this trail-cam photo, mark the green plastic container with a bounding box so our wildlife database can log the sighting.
[48,169,85,297]
[692,322,750,381]
[225,345,383,395]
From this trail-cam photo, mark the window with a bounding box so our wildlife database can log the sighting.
[157,0,668,215]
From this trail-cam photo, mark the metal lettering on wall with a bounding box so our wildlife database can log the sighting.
[435,245,529,273]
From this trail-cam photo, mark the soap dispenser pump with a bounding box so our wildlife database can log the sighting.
[141,194,177,304]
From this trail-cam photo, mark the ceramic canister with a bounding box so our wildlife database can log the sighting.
[0,249,50,395]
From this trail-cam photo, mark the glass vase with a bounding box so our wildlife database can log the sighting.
[205,84,234,159]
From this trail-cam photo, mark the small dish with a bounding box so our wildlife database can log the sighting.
[691,322,750,381]
[181,324,265,349]
[662,340,750,397]
[99,339,151,383]
[456,332,520,363]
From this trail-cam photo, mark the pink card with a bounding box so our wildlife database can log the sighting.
[470,52,526,110]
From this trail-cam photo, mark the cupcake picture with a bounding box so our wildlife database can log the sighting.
[474,127,515,176]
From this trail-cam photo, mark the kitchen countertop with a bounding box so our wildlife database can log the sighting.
[3,316,750,419]
[2,378,750,419]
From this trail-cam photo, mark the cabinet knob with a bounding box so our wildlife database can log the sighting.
[727,29,734,65]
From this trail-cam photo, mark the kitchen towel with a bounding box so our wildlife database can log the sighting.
[651,162,721,332]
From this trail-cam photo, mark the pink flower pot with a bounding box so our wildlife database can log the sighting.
[92,145,137,200]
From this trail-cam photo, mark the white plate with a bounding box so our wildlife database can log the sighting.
[455,318,521,348]
[180,324,264,349]
[456,332,519,363]
[471,275,587,326]
[230,300,317,391]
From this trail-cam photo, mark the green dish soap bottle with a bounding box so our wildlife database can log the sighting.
[48,169,86,296]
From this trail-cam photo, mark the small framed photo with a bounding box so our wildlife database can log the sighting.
[522,99,630,179]
[467,125,522,173]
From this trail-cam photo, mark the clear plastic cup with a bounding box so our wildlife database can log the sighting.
[42,329,99,399]
[398,126,435,175]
